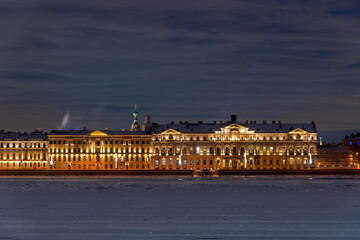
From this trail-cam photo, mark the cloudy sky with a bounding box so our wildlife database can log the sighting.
[0,0,359,141]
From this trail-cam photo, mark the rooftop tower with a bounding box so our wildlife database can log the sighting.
[130,104,140,131]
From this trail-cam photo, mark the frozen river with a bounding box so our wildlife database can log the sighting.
[0,176,359,240]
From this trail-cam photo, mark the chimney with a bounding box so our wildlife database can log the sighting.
[231,115,237,122]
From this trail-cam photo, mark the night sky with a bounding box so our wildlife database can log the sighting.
[1,0,359,142]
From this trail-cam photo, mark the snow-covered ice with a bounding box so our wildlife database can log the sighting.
[0,175,360,240]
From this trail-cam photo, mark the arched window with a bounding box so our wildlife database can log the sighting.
[232,147,237,155]
[168,148,173,155]
[225,147,230,155]
[161,148,166,155]
[169,135,173,140]
[289,148,294,155]
[209,147,213,154]
[303,148,308,155]
[310,147,315,154]
[155,148,159,154]
[240,147,245,155]
[182,147,187,154]
[175,148,180,155]
[216,147,220,155]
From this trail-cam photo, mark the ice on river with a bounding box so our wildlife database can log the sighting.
[0,175,360,240]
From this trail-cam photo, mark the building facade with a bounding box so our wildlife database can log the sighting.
[48,130,152,170]
[342,132,360,167]
[0,130,48,170]
[151,117,317,170]
[317,145,354,168]
[0,109,319,171]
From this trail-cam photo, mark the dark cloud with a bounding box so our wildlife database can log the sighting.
[0,0,359,141]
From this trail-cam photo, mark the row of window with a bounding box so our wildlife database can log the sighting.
[50,147,150,154]
[0,162,46,168]
[154,158,312,166]
[52,155,150,162]
[52,163,151,170]
[154,146,315,155]
[0,153,45,160]
[49,140,150,145]
[155,135,316,141]
[0,143,46,148]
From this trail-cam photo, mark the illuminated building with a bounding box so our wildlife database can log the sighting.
[151,116,317,170]
[48,130,151,170]
[0,129,48,170]
[0,107,318,171]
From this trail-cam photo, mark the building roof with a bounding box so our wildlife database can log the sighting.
[19,134,48,140]
[49,130,150,136]
[151,122,317,134]
[0,132,47,140]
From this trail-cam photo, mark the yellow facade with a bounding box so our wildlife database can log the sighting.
[0,132,48,170]
[48,130,152,170]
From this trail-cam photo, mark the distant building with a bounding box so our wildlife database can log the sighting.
[316,145,354,168]
[343,132,360,167]
[0,129,48,170]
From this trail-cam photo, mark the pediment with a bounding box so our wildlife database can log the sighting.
[289,128,308,134]
[89,130,109,136]
[225,124,248,130]
[160,129,181,135]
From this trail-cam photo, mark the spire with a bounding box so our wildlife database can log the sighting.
[131,104,140,131]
